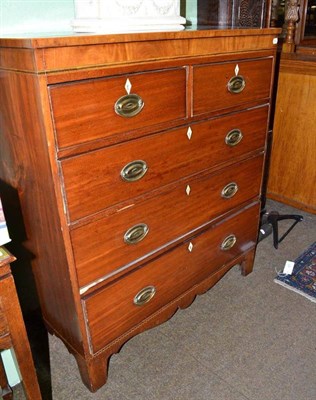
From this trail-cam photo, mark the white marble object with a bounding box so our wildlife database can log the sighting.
[72,0,186,33]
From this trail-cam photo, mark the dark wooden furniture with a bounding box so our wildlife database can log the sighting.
[266,1,316,213]
[267,52,316,213]
[269,1,316,48]
[278,0,316,52]
[197,0,272,27]
[0,28,279,392]
[0,247,42,399]
[295,0,316,45]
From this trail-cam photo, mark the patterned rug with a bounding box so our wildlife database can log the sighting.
[274,241,316,303]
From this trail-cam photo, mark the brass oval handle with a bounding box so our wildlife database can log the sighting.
[114,93,144,118]
[124,223,149,245]
[121,160,148,182]
[221,234,237,251]
[227,75,246,94]
[225,129,243,147]
[221,182,238,199]
[134,286,156,306]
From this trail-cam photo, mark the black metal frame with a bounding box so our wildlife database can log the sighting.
[259,210,303,249]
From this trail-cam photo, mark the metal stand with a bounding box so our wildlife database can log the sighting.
[258,210,303,249]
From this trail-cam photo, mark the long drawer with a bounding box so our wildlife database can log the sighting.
[49,68,187,149]
[61,106,268,221]
[193,57,273,116]
[83,202,260,353]
[72,155,264,288]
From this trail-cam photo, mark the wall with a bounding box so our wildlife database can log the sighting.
[0,0,75,35]
[185,0,198,25]
[0,0,198,35]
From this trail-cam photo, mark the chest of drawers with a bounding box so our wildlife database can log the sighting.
[0,28,279,392]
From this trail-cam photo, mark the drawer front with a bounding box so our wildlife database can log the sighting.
[62,106,268,221]
[72,155,264,288]
[193,58,273,116]
[49,68,187,149]
[84,203,260,353]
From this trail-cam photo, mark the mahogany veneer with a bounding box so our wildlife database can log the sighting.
[0,28,279,392]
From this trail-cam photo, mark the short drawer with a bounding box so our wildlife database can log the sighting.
[193,57,273,116]
[83,203,260,353]
[49,68,187,149]
[72,155,264,288]
[61,106,268,221]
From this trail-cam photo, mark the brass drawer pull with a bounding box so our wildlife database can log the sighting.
[221,182,238,199]
[134,286,156,306]
[124,223,149,245]
[227,75,246,94]
[221,234,237,251]
[225,129,243,147]
[114,93,144,118]
[121,160,148,182]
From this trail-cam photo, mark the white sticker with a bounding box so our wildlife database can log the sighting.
[283,260,295,275]
[186,185,191,196]
[273,37,278,45]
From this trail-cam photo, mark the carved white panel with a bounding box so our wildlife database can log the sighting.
[74,0,99,19]
[73,0,186,33]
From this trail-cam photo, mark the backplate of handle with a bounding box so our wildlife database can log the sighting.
[114,93,144,118]
[225,129,243,147]
[133,286,156,306]
[121,160,148,182]
[221,234,237,251]
[124,223,149,245]
[221,182,238,199]
[227,75,246,94]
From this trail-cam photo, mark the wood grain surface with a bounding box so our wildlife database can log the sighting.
[267,56,316,213]
[50,68,187,149]
[84,203,260,353]
[72,155,264,288]
[193,57,273,116]
[61,106,268,221]
[0,29,278,392]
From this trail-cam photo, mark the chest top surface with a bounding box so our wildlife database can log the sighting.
[0,28,280,75]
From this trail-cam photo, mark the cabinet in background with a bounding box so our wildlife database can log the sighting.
[267,54,316,213]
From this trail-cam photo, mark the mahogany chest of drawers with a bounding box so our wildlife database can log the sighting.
[0,28,279,392]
